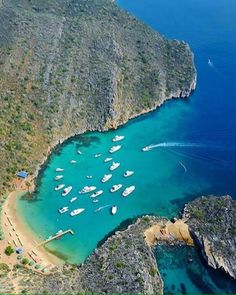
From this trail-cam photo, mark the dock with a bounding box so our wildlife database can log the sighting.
[37,229,74,247]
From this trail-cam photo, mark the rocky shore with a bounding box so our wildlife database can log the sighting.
[183,195,236,279]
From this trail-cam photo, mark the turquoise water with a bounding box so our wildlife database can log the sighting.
[17,0,236,292]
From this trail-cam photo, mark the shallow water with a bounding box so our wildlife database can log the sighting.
[17,0,236,292]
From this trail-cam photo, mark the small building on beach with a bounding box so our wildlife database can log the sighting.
[17,171,28,179]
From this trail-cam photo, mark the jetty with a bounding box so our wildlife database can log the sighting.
[37,229,74,247]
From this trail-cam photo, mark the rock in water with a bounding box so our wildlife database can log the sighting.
[183,195,236,279]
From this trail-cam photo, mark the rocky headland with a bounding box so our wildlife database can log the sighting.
[183,195,236,280]
[0,0,196,194]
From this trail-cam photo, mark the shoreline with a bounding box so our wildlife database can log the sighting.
[0,86,196,268]
[0,184,63,271]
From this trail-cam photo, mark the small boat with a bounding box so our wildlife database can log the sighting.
[101,174,112,183]
[70,208,85,216]
[55,175,63,180]
[110,162,120,171]
[110,184,123,193]
[109,145,121,153]
[54,184,65,191]
[104,157,112,163]
[95,153,102,158]
[122,185,135,197]
[77,150,82,155]
[112,135,125,142]
[111,205,117,215]
[93,199,99,203]
[56,230,63,235]
[208,58,213,67]
[55,168,64,172]
[86,175,93,179]
[142,146,152,152]
[123,170,134,177]
[70,160,77,164]
[70,197,78,203]
[62,186,72,197]
[90,190,103,198]
[79,186,97,194]
[58,207,69,214]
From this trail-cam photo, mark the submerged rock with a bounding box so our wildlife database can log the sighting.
[183,195,236,280]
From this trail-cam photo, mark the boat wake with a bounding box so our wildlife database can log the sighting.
[94,204,112,213]
[145,142,205,150]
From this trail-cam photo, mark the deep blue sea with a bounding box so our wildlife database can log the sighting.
[17,0,236,293]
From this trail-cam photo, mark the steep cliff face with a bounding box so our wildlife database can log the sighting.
[79,217,163,294]
[0,0,196,193]
[183,195,236,279]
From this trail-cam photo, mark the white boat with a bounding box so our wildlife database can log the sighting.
[112,135,125,142]
[142,146,152,152]
[122,185,135,197]
[90,190,103,198]
[123,170,134,177]
[79,186,97,194]
[111,205,117,215]
[104,157,112,163]
[55,184,65,191]
[110,162,120,171]
[55,175,63,180]
[101,174,112,183]
[77,150,82,155]
[93,199,99,203]
[55,168,64,172]
[70,208,85,216]
[58,207,69,214]
[109,145,121,153]
[86,175,93,179]
[95,153,102,158]
[62,186,72,197]
[110,184,123,193]
[70,197,77,203]
[56,230,63,235]
[70,160,77,164]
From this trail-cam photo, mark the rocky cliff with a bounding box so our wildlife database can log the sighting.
[0,0,196,193]
[183,195,236,279]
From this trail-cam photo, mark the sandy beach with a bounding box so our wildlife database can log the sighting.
[144,219,194,247]
[0,179,63,272]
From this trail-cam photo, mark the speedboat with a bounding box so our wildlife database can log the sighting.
[77,150,82,155]
[93,199,99,203]
[109,145,121,153]
[55,168,64,172]
[55,175,63,180]
[112,135,125,142]
[142,146,152,152]
[58,207,69,214]
[90,190,103,198]
[111,205,117,215]
[110,162,120,171]
[56,230,63,235]
[123,170,134,177]
[70,197,77,203]
[70,160,77,164]
[79,186,97,194]
[104,157,112,163]
[95,153,102,158]
[110,184,123,193]
[70,208,85,216]
[122,185,135,197]
[101,174,112,183]
[62,186,72,197]
[86,175,93,179]
[55,184,65,191]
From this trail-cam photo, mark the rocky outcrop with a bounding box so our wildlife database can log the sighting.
[183,195,236,279]
[79,216,164,294]
[0,0,196,193]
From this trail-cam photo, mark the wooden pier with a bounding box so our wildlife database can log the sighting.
[37,229,74,247]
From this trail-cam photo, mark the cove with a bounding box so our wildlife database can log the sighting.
[17,0,236,292]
